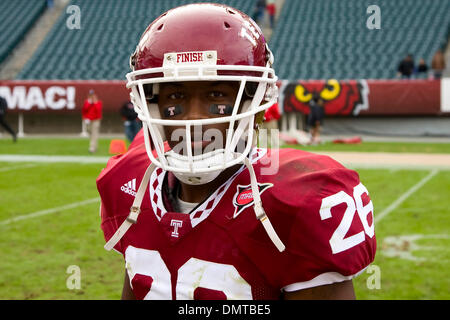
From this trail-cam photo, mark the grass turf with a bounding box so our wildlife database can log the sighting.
[1,137,450,156]
[0,138,449,299]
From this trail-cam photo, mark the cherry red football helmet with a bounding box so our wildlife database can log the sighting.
[126,3,278,185]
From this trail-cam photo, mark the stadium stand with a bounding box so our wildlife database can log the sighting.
[0,0,47,65]
[17,0,257,80]
[3,0,450,137]
[10,0,450,81]
[269,0,450,80]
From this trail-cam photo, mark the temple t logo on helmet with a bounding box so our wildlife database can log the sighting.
[126,3,278,185]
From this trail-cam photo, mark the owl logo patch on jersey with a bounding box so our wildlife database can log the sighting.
[232,183,273,218]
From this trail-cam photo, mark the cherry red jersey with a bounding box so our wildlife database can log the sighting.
[97,142,376,300]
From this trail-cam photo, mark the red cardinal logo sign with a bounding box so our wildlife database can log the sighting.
[232,183,273,218]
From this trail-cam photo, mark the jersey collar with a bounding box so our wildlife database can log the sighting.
[148,148,267,227]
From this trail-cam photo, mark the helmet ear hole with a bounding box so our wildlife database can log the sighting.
[129,51,137,70]
[226,8,236,15]
[143,84,152,97]
[244,82,258,98]
[147,103,166,142]
[143,84,158,103]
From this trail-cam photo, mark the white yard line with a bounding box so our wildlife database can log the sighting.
[1,152,449,169]
[0,155,109,164]
[317,152,450,170]
[374,169,439,224]
[0,163,39,172]
[0,198,100,226]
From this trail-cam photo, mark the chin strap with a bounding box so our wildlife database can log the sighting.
[104,163,156,251]
[243,157,286,252]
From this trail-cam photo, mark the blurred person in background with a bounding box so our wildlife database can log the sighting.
[415,58,429,78]
[396,54,415,79]
[431,49,446,79]
[307,92,325,145]
[266,0,276,28]
[0,95,17,142]
[251,0,266,25]
[120,100,142,142]
[82,89,102,153]
[416,58,428,72]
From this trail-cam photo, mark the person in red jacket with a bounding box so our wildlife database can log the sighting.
[82,89,102,153]
[266,0,276,28]
[261,102,281,146]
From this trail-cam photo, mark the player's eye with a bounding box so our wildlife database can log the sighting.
[168,92,184,100]
[208,91,225,98]
[163,105,183,117]
[209,104,233,115]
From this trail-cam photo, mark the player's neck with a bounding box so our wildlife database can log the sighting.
[178,164,241,203]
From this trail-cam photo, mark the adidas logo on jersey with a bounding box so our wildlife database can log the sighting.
[120,178,137,197]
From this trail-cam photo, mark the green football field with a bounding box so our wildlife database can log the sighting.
[0,137,449,299]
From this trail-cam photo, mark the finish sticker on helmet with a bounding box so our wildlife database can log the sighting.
[163,51,217,77]
[176,52,204,63]
[163,51,217,66]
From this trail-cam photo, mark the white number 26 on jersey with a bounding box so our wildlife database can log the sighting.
[319,183,374,254]
[125,246,252,300]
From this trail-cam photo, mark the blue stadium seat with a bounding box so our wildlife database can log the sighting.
[16,0,450,81]
[18,0,258,80]
[0,0,47,64]
[269,0,450,80]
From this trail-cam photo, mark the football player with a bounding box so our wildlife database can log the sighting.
[97,3,376,300]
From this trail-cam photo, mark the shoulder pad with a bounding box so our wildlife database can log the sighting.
[241,148,376,289]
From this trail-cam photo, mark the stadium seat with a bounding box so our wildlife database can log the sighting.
[17,0,257,80]
[269,0,450,80]
[0,0,47,65]
[15,0,450,81]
